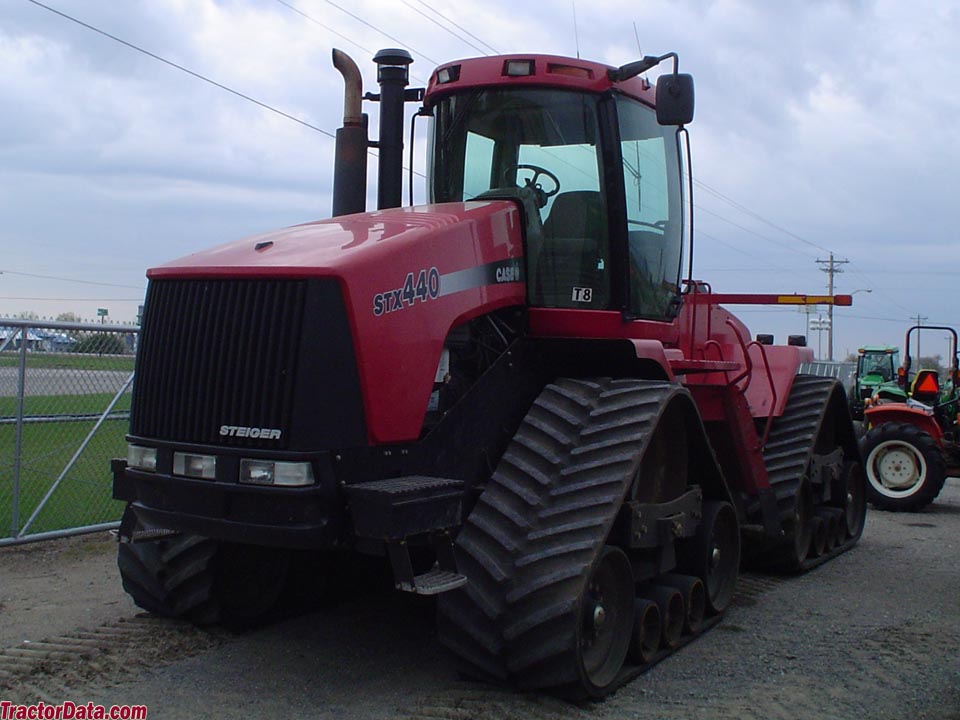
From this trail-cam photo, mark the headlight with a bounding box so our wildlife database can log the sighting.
[127,445,157,472]
[239,459,314,487]
[173,452,216,480]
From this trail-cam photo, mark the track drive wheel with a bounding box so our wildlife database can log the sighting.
[577,546,635,694]
[675,500,739,615]
[117,506,289,625]
[860,422,947,511]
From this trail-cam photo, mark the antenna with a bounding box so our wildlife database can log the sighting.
[632,22,649,83]
[572,0,580,59]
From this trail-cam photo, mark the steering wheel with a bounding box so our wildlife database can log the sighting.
[504,164,561,204]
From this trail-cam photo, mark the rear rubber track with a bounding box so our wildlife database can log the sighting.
[438,378,708,696]
[759,374,865,571]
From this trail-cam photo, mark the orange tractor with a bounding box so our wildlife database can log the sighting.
[861,325,959,510]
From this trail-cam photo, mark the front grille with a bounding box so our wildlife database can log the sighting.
[131,279,306,449]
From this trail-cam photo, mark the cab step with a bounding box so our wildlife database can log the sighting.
[347,476,468,595]
[346,476,464,540]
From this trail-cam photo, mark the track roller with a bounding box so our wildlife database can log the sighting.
[644,585,684,649]
[627,599,661,664]
[659,574,705,635]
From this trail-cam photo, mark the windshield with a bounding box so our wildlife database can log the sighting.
[431,89,609,309]
[858,351,896,381]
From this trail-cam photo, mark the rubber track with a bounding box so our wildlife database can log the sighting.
[759,374,862,571]
[118,533,220,625]
[437,378,689,693]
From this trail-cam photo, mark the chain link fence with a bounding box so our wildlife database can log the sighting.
[799,360,857,391]
[0,319,138,545]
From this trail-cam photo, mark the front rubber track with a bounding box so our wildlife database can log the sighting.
[759,375,865,571]
[437,378,710,697]
[118,533,220,625]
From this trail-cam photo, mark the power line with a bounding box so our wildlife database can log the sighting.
[0,269,145,290]
[25,0,335,139]
[694,204,819,260]
[271,0,431,86]
[410,0,500,54]
[27,1,431,186]
[695,228,796,274]
[694,179,832,254]
[319,0,439,65]
[0,297,143,301]
[400,0,490,56]
[273,0,374,57]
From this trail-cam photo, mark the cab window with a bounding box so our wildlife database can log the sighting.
[617,97,683,319]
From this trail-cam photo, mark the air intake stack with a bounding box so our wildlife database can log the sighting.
[373,48,413,210]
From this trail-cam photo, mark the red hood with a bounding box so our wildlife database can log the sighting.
[147,201,522,279]
[146,199,528,445]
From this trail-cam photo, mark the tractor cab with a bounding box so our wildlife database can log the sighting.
[857,346,898,383]
[424,55,692,322]
[850,345,900,420]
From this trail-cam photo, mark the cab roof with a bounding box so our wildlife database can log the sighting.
[423,54,656,107]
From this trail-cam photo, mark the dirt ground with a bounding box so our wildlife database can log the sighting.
[1,481,958,719]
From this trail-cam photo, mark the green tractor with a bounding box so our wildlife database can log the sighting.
[849,345,900,421]
[860,326,960,511]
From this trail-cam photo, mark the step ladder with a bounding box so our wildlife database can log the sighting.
[346,476,468,595]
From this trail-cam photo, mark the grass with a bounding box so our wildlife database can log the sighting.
[1,416,128,537]
[0,352,135,372]
[0,392,132,418]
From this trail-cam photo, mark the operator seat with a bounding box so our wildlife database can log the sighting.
[535,191,607,307]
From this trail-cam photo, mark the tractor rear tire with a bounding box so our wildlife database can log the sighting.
[860,422,947,511]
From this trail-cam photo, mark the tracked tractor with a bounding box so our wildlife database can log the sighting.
[861,325,960,511]
[112,48,866,697]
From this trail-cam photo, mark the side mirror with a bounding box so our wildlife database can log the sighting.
[656,73,695,126]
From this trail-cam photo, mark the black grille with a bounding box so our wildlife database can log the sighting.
[130,278,366,451]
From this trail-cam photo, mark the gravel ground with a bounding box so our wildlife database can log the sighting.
[1,480,958,719]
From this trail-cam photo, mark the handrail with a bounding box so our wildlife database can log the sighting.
[723,318,778,449]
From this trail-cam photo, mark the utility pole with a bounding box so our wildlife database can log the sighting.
[817,253,849,361]
[914,313,928,365]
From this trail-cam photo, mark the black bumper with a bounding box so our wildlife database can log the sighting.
[112,459,342,549]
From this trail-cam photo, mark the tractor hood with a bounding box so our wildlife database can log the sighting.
[148,201,522,280]
[142,201,528,445]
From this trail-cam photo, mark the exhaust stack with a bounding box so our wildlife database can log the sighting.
[332,49,368,217]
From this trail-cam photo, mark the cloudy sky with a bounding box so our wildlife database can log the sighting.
[2,0,958,360]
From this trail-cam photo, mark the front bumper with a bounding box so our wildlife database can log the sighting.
[112,459,342,549]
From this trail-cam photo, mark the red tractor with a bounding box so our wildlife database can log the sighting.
[860,325,960,511]
[112,48,865,697]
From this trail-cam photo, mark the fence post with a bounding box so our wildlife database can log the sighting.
[18,372,135,538]
[11,327,27,536]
